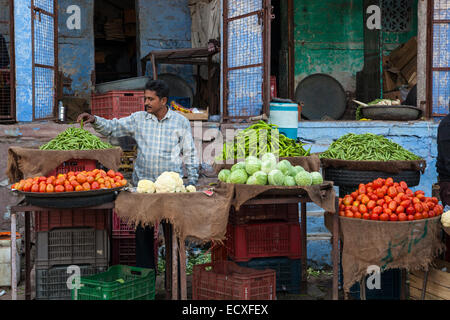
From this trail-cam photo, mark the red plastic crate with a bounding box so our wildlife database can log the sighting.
[46,159,97,177]
[112,209,135,237]
[211,242,228,263]
[34,209,110,232]
[192,261,276,300]
[225,221,302,262]
[91,91,145,119]
[229,203,299,225]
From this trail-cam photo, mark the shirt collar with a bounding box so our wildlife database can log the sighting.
[145,106,172,121]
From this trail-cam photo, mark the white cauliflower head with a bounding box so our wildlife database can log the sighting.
[442,210,450,227]
[186,185,196,193]
[155,172,184,193]
[137,180,155,193]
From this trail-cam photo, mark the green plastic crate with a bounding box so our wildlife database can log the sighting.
[72,265,155,300]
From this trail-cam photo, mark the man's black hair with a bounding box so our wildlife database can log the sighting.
[145,79,170,99]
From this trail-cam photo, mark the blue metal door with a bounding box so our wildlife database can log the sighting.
[32,0,58,120]
[223,0,271,120]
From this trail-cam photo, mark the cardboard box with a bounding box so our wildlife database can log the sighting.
[389,37,417,71]
[409,260,450,300]
[383,70,398,92]
[177,108,209,121]
[401,56,417,86]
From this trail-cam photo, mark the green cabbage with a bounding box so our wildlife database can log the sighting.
[276,159,292,175]
[231,162,245,172]
[295,171,312,186]
[268,169,285,186]
[261,153,277,164]
[252,171,268,185]
[283,175,296,187]
[218,169,231,182]
[246,175,258,185]
[261,154,277,174]
[229,169,248,184]
[310,171,324,185]
[244,156,262,175]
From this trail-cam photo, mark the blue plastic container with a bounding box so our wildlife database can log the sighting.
[237,257,302,294]
[269,103,299,140]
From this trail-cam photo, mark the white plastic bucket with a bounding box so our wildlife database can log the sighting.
[0,232,21,287]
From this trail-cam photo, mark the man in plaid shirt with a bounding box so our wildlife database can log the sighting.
[77,79,199,271]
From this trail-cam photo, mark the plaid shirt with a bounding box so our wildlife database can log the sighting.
[93,109,199,186]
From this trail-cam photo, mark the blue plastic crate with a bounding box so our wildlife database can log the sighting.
[169,96,191,108]
[237,257,301,294]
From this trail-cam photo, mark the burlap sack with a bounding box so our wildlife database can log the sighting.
[324,212,445,292]
[6,146,122,183]
[213,154,321,173]
[444,226,450,236]
[221,181,337,213]
[114,182,235,243]
[320,158,426,174]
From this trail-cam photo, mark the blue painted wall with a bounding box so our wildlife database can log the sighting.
[58,0,95,99]
[137,0,194,86]
[14,0,32,122]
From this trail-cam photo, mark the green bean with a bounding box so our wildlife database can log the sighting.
[39,126,114,150]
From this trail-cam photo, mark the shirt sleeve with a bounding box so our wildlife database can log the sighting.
[92,114,136,138]
[180,119,199,185]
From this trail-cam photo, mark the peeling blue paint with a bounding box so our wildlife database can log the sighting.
[14,0,33,122]
[4,128,22,136]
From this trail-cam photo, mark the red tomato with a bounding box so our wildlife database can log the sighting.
[376,199,385,206]
[343,196,353,206]
[345,210,354,218]
[400,195,410,201]
[428,211,436,218]
[406,206,415,215]
[430,197,439,204]
[379,213,389,221]
[370,194,378,201]
[350,191,359,199]
[389,214,398,222]
[405,188,413,195]
[373,179,383,188]
[376,190,385,199]
[351,206,359,214]
[31,184,39,192]
[395,205,405,214]
[399,181,408,190]
[339,204,345,211]
[367,200,376,210]
[412,197,421,204]
[388,201,398,211]
[361,195,370,205]
[384,208,393,215]
[422,212,429,219]
[359,204,368,214]
[354,212,362,219]
[370,213,379,221]
[387,187,397,198]
[383,203,388,210]
[339,211,345,216]
[39,183,47,193]
[46,184,54,193]
[91,181,100,190]
[367,182,374,188]
[357,194,364,202]
[395,186,404,194]
[373,206,383,215]
[107,170,116,178]
[393,182,399,187]
[400,200,411,208]
[426,201,435,210]
[55,185,65,193]
[385,178,394,186]
[416,193,426,202]
[65,184,74,192]
[414,190,425,196]
[414,213,423,220]
[353,200,360,207]
[362,213,371,220]
[414,203,423,213]
[38,176,47,182]
[422,203,429,212]
[408,214,415,221]
[433,205,443,215]
[398,213,407,221]
[384,196,393,203]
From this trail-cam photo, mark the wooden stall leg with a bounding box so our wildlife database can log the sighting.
[421,270,429,300]
[332,197,340,300]
[360,277,366,300]
[25,211,31,300]
[300,202,307,291]
[178,238,187,300]
[163,222,173,300]
[10,211,17,300]
[172,229,179,300]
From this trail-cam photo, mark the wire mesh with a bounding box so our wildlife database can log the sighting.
[381,0,413,32]
[0,0,11,118]
[228,15,263,68]
[228,0,262,19]
[431,0,450,115]
[227,67,263,117]
[33,0,56,120]
[34,66,55,119]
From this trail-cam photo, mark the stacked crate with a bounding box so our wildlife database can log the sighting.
[212,203,303,294]
[34,159,111,300]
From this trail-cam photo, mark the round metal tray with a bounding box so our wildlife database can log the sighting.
[360,105,422,120]
[14,186,124,198]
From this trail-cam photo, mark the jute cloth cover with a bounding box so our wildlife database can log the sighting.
[6,147,122,183]
[320,158,426,174]
[324,212,445,292]
[114,182,235,243]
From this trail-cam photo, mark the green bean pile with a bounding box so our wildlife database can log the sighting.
[39,126,114,150]
[217,121,311,161]
[319,133,421,161]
